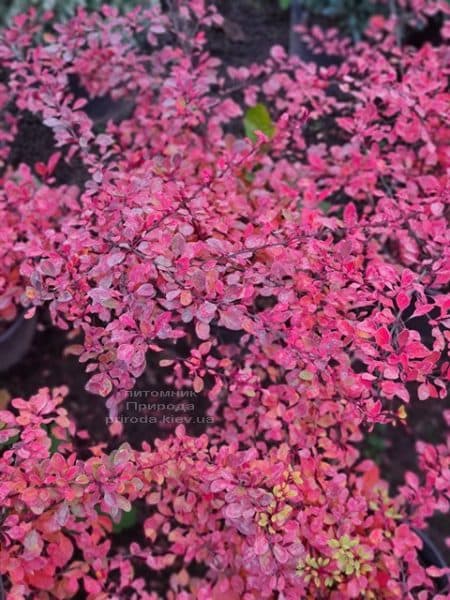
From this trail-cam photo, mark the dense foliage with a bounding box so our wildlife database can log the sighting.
[289,0,387,40]
[1,388,449,598]
[0,0,155,26]
[0,0,449,598]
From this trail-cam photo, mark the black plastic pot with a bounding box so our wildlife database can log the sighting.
[416,529,449,593]
[0,311,37,372]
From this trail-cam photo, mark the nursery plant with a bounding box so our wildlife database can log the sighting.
[0,387,449,598]
[285,0,388,40]
[0,0,158,26]
[290,0,447,58]
[0,0,449,598]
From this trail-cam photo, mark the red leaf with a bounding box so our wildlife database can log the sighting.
[47,151,61,175]
[84,576,102,594]
[396,292,410,311]
[27,571,54,591]
[343,202,357,227]
[375,327,390,347]
[35,162,47,176]
[73,97,88,110]
[405,342,430,359]
[367,400,382,419]
[50,534,73,567]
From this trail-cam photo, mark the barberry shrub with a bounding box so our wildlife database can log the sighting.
[0,0,449,598]
[0,388,449,598]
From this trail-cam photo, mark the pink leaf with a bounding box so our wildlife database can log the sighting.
[224,503,242,519]
[47,151,61,175]
[195,321,210,341]
[218,306,245,331]
[73,98,88,110]
[86,373,113,397]
[375,327,390,347]
[396,292,410,311]
[136,283,155,297]
[84,576,102,595]
[24,531,43,557]
[273,544,289,564]
[343,202,357,226]
[254,535,269,556]
[193,376,204,393]
[367,400,382,419]
[117,344,135,363]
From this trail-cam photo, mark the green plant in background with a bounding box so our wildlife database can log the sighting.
[279,0,388,41]
[281,0,448,43]
[0,0,158,25]
[306,0,387,40]
[112,504,138,533]
[362,425,387,464]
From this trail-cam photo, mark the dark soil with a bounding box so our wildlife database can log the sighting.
[207,0,290,67]
[362,395,450,565]
[7,111,89,187]
[0,311,108,445]
[0,2,448,596]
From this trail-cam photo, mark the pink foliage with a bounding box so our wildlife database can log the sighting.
[0,0,449,597]
[0,392,448,598]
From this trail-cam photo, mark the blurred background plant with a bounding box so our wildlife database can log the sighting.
[282,0,388,41]
[0,0,159,25]
[284,0,447,44]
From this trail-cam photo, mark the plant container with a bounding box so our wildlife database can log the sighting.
[0,311,37,372]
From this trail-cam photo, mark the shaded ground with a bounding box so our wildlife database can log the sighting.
[363,398,450,564]
[207,0,290,66]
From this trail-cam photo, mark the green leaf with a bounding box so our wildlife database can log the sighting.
[112,505,138,534]
[0,432,19,451]
[299,369,314,381]
[278,0,291,9]
[243,170,254,184]
[40,424,62,454]
[319,201,331,214]
[243,104,275,142]
[49,432,62,454]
